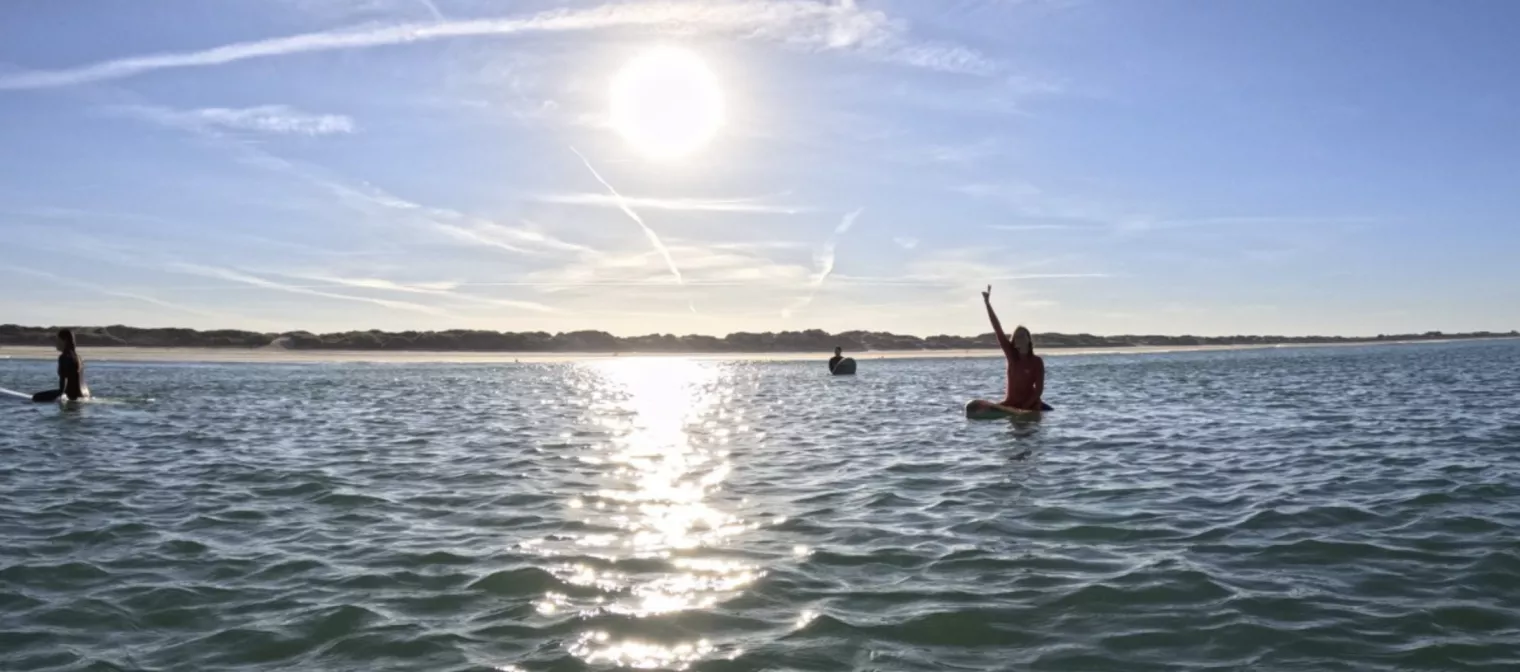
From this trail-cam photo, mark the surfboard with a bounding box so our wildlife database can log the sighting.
[0,387,77,403]
[965,399,1054,420]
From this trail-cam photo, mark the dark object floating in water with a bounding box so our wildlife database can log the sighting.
[965,399,1053,420]
[831,357,857,375]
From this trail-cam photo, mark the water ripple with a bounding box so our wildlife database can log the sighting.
[2,341,1519,670]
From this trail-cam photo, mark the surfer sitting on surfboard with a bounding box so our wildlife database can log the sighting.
[34,329,87,402]
[973,285,1044,414]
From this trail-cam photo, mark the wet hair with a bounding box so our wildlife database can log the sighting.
[834,346,842,354]
[1011,326,1034,357]
[57,328,77,351]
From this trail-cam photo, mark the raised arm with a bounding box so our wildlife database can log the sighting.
[982,285,1013,356]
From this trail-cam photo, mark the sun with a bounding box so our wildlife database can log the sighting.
[610,46,725,161]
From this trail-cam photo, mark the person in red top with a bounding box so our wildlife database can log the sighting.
[972,285,1046,415]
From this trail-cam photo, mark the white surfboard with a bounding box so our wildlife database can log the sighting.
[1,387,34,401]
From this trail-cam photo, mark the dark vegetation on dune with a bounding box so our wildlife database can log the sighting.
[1,324,1515,353]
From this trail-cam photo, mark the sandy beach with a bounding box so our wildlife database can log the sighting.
[2,338,1498,365]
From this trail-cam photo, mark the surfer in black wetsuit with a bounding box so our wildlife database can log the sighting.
[828,346,844,372]
[38,329,86,402]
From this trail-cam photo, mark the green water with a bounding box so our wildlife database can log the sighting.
[3,341,1519,670]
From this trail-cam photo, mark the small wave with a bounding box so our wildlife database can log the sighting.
[467,567,562,596]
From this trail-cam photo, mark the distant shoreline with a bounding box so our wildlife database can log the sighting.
[3,324,1516,358]
[2,337,1514,365]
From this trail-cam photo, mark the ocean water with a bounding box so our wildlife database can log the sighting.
[3,341,1520,671]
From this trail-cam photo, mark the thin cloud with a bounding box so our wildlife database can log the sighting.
[955,180,1043,201]
[1,264,234,321]
[169,263,448,315]
[0,1,997,91]
[893,236,919,249]
[518,243,810,291]
[293,273,557,312]
[816,208,864,286]
[1126,215,1380,232]
[117,104,355,136]
[121,105,588,259]
[417,0,446,21]
[830,272,1107,286]
[785,207,863,317]
[987,223,1088,231]
[538,193,809,215]
[900,247,1109,292]
[924,137,1002,164]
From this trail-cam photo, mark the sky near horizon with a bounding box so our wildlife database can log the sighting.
[1,0,1517,338]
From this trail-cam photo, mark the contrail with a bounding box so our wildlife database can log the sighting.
[785,207,862,317]
[418,0,446,22]
[569,146,687,292]
[815,207,862,287]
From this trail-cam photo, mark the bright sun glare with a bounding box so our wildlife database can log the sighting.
[610,47,725,161]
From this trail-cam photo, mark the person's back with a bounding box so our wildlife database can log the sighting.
[828,346,844,371]
[56,329,86,400]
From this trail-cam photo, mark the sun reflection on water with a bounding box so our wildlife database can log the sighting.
[532,358,758,668]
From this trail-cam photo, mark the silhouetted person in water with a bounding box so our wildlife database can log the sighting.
[35,329,87,402]
[828,346,844,373]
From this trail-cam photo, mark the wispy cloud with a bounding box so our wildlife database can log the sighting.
[0,1,996,91]
[987,223,1089,231]
[537,193,809,214]
[417,0,446,22]
[816,208,863,286]
[923,137,1003,164]
[169,263,448,315]
[519,244,810,289]
[1,264,235,321]
[957,181,1148,230]
[955,180,1043,201]
[1119,215,1379,232]
[291,274,557,312]
[893,236,919,250]
[224,144,588,258]
[831,272,1108,286]
[960,180,1376,237]
[117,103,587,259]
[900,248,1108,293]
[116,104,355,136]
[785,208,863,317]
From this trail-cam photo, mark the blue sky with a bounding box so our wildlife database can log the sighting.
[1,0,1516,337]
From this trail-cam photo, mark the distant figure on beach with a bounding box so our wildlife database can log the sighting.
[34,329,87,402]
[971,285,1044,414]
